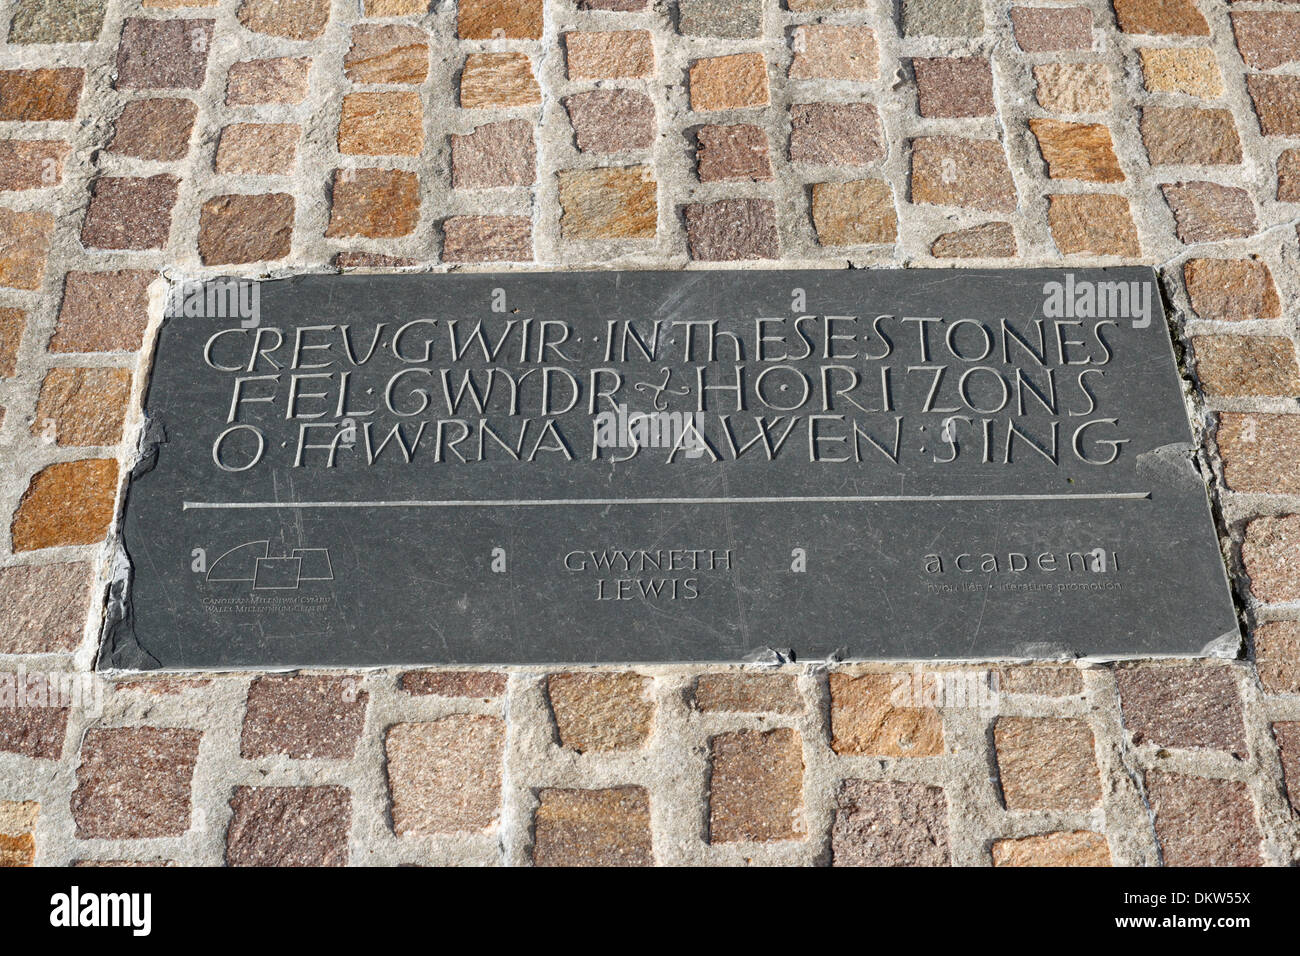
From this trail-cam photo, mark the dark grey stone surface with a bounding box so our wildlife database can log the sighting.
[100,268,1239,668]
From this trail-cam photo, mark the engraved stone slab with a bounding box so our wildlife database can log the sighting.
[100,269,1239,668]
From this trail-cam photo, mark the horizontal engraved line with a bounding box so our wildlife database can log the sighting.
[182,492,1152,510]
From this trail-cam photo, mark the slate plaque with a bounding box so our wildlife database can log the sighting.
[100,269,1239,669]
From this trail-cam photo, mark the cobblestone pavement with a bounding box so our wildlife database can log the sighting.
[0,0,1298,866]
